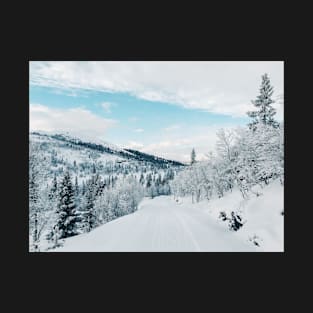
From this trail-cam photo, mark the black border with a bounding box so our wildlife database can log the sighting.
[7,22,297,300]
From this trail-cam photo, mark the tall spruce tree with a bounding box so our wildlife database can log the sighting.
[49,173,58,200]
[247,73,279,130]
[146,173,152,188]
[55,171,79,239]
[191,148,196,165]
[75,176,79,196]
[81,177,98,232]
[139,173,145,185]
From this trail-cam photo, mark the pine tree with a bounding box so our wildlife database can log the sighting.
[75,176,79,196]
[191,148,196,165]
[49,173,58,199]
[146,173,152,188]
[81,177,98,232]
[92,163,96,174]
[155,173,162,195]
[139,173,145,185]
[55,171,80,239]
[82,180,86,195]
[247,73,279,131]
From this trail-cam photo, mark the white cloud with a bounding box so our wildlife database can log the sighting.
[100,102,115,113]
[134,128,144,133]
[127,141,144,150]
[30,61,284,118]
[133,124,236,163]
[29,104,117,140]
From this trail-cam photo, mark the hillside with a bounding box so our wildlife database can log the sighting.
[30,131,184,167]
[30,131,185,187]
[29,131,185,252]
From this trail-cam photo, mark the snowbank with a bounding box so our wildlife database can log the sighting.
[196,179,284,251]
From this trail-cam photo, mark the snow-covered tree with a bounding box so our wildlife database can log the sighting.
[94,191,115,224]
[247,73,279,131]
[29,142,50,251]
[74,176,79,196]
[191,148,196,165]
[139,173,145,185]
[80,176,98,232]
[146,173,152,188]
[49,173,58,199]
[148,182,158,199]
[55,171,80,239]
[170,119,283,203]
[234,124,283,190]
[115,176,144,214]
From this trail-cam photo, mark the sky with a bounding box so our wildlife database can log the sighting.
[29,61,284,163]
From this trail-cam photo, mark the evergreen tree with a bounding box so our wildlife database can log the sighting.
[92,163,96,174]
[191,148,196,165]
[155,173,162,195]
[81,177,98,232]
[55,171,80,239]
[49,173,58,199]
[139,173,145,185]
[148,182,157,199]
[247,73,279,130]
[81,180,86,195]
[146,173,152,188]
[75,176,79,196]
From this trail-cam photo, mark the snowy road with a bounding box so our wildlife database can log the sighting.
[54,196,256,252]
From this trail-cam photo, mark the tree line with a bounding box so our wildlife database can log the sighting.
[170,73,284,203]
[29,145,177,251]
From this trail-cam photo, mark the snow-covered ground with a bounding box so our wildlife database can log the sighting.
[51,180,283,252]
[180,180,284,251]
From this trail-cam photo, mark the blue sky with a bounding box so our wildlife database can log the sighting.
[29,61,284,162]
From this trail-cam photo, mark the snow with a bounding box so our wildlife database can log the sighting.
[52,198,252,252]
[200,179,284,251]
[31,132,123,162]
[51,180,283,252]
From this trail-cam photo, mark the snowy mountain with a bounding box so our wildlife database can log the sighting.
[30,131,184,168]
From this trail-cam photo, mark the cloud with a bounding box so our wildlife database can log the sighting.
[127,141,144,150]
[133,124,236,163]
[30,61,284,118]
[163,124,181,132]
[134,128,144,133]
[29,104,117,140]
[100,102,115,113]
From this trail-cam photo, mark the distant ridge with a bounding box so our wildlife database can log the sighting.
[30,131,185,167]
